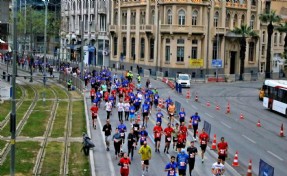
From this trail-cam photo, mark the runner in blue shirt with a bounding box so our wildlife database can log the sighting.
[165,156,179,176]
[176,149,189,176]
[118,120,127,144]
[134,96,141,112]
[95,90,102,107]
[139,126,148,146]
[154,93,160,108]
[129,103,136,122]
[165,97,173,112]
[142,101,150,128]
[190,112,201,141]
[178,108,186,123]
[155,109,164,125]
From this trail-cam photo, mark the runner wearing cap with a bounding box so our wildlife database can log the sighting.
[187,140,198,176]
[138,141,152,176]
[164,123,174,154]
[176,149,189,176]
[153,122,163,153]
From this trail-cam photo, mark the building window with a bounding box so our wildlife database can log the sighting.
[274,33,277,45]
[122,37,126,56]
[165,46,170,62]
[177,39,185,62]
[233,14,238,28]
[151,10,155,25]
[73,1,76,10]
[178,10,186,25]
[91,0,95,8]
[167,9,172,24]
[192,10,198,26]
[141,38,145,58]
[77,1,81,10]
[212,40,218,60]
[113,37,118,56]
[114,12,118,25]
[85,0,89,9]
[150,38,154,59]
[214,12,219,27]
[248,42,255,62]
[122,12,127,25]
[279,33,283,44]
[251,0,256,6]
[131,38,135,58]
[261,45,265,56]
[84,15,88,31]
[131,12,136,25]
[250,15,255,29]
[262,31,265,43]
[141,11,146,25]
[100,14,106,31]
[226,13,230,28]
[241,14,245,25]
[191,47,197,59]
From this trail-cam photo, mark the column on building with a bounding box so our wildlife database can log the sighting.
[126,9,131,61]
[135,8,141,64]
[117,1,122,63]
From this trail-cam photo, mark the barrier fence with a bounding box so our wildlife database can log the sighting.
[59,72,84,92]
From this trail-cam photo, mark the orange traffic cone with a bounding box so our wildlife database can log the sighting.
[257,120,261,127]
[226,102,230,114]
[186,90,191,99]
[211,134,217,150]
[240,113,244,120]
[206,101,210,107]
[188,119,192,129]
[232,151,240,167]
[246,159,252,176]
[195,93,198,102]
[279,123,284,137]
[216,104,220,111]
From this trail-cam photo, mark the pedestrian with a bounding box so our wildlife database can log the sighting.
[199,128,209,163]
[113,128,123,159]
[172,123,180,151]
[168,102,176,126]
[127,129,136,160]
[90,103,99,129]
[102,120,112,151]
[90,88,96,103]
[190,112,201,141]
[139,126,148,146]
[132,120,140,149]
[186,140,197,176]
[217,137,228,165]
[155,108,164,125]
[118,120,127,144]
[118,152,131,176]
[164,123,174,154]
[124,100,130,122]
[129,102,136,125]
[117,98,125,121]
[178,108,186,123]
[164,155,179,176]
[176,149,189,176]
[211,157,225,176]
[138,141,152,176]
[176,131,185,153]
[105,100,113,119]
[153,122,163,153]
[67,79,72,91]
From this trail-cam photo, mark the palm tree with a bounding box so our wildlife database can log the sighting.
[278,22,287,59]
[232,25,257,80]
[259,10,282,78]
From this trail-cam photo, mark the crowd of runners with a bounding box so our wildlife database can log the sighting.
[85,68,228,176]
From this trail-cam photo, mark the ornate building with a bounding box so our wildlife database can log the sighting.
[109,0,286,78]
[60,0,110,66]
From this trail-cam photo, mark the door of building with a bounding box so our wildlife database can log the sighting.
[230,51,236,74]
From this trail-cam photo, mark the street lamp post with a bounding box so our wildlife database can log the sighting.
[43,0,49,86]
[206,5,211,76]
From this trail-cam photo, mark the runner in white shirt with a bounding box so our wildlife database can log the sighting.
[211,157,225,176]
[123,101,131,122]
[117,99,125,121]
[105,100,113,119]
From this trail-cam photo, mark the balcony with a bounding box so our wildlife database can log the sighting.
[215,27,225,35]
[226,2,247,9]
[130,25,136,32]
[139,25,154,34]
[109,25,118,35]
[121,25,127,32]
[98,7,107,14]
[160,25,204,35]
[161,0,203,4]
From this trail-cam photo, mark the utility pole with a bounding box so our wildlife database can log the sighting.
[43,0,49,86]
[206,5,211,76]
[81,20,84,79]
[10,0,18,175]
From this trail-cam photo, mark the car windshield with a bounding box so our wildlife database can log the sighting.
[179,75,189,80]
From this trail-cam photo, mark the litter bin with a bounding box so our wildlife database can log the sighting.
[3,72,6,79]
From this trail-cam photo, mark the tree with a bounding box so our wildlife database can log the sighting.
[278,22,287,60]
[259,10,282,78]
[232,25,257,80]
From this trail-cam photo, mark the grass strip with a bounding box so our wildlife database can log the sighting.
[0,139,8,152]
[69,142,90,176]
[71,101,85,137]
[51,85,68,99]
[0,141,40,175]
[0,101,11,122]
[41,141,63,176]
[50,101,68,138]
[36,85,55,99]
[0,100,32,137]
[16,85,22,99]
[70,91,82,99]
[23,85,36,99]
[20,101,53,137]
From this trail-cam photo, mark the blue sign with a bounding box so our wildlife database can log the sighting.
[203,121,211,137]
[211,59,222,68]
[259,159,274,176]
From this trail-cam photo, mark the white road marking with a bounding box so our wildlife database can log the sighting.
[242,135,256,144]
[191,105,198,109]
[267,150,284,161]
[221,122,231,129]
[205,112,214,119]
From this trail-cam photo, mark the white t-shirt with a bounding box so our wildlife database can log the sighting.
[117,102,124,112]
[211,162,225,176]
[124,103,130,112]
[137,93,143,102]
[105,102,112,111]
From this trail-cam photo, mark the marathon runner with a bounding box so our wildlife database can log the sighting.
[118,152,131,176]
[90,103,99,129]
[190,112,201,141]
[199,128,209,163]
[217,137,228,165]
[211,157,225,176]
[164,123,174,154]
[186,140,198,176]
[176,149,189,176]
[164,156,179,176]
[138,141,152,176]
[153,122,163,153]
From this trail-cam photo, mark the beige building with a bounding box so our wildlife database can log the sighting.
[109,0,286,78]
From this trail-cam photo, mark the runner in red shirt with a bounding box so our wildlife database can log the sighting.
[118,153,131,176]
[217,137,228,165]
[124,95,130,103]
[179,122,188,148]
[90,88,96,103]
[90,103,99,129]
[163,123,174,154]
[199,128,209,163]
[104,91,109,102]
[176,131,186,153]
[153,122,163,153]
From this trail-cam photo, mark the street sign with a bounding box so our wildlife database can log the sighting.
[211,59,222,68]
[259,159,274,176]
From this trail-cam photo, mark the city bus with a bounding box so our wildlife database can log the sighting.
[261,80,287,117]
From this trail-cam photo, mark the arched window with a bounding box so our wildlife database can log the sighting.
[85,0,89,9]
[114,12,118,25]
[241,14,245,25]
[73,1,76,10]
[131,38,135,58]
[150,38,154,59]
[262,31,265,43]
[151,10,155,25]
[178,10,186,25]
[77,0,81,10]
[167,9,172,24]
[226,13,231,28]
[274,33,278,44]
[251,0,256,6]
[141,38,145,58]
[122,37,126,56]
[250,15,255,29]
[233,14,238,28]
[192,10,198,26]
[214,12,219,27]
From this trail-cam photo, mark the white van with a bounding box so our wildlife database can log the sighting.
[176,73,191,88]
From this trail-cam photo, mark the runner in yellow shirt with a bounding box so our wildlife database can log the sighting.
[138,141,152,176]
